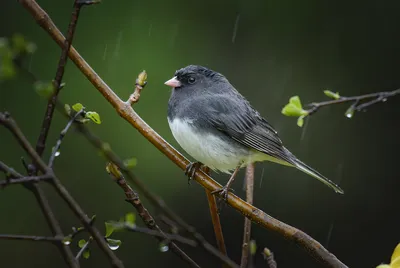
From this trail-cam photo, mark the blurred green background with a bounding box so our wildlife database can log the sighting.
[1,0,400,267]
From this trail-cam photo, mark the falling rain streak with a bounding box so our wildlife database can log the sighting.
[325,222,334,249]
[113,31,123,59]
[259,167,265,188]
[300,116,310,141]
[103,44,108,61]
[231,13,240,43]
[148,23,153,37]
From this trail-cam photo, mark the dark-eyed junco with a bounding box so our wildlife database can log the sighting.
[165,65,344,198]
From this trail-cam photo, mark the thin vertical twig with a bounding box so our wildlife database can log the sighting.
[240,164,255,268]
[203,167,228,266]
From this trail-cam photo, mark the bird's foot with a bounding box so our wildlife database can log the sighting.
[211,185,235,201]
[184,162,203,185]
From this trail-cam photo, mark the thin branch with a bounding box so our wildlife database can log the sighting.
[0,161,23,178]
[0,234,63,242]
[75,236,93,260]
[203,167,228,268]
[107,162,201,268]
[306,88,400,115]
[0,174,52,187]
[262,248,277,268]
[19,1,348,267]
[240,164,255,268]
[48,109,83,168]
[71,122,238,268]
[108,222,197,247]
[0,127,77,268]
[0,112,124,268]
[34,0,87,157]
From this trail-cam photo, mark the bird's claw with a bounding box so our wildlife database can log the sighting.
[211,186,234,201]
[184,162,203,185]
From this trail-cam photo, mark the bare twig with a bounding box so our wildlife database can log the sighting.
[48,109,83,168]
[0,174,52,187]
[305,88,400,116]
[19,1,348,267]
[75,236,93,260]
[203,167,228,268]
[108,222,197,247]
[106,162,201,268]
[0,161,23,178]
[0,234,63,242]
[240,164,255,268]
[0,112,124,268]
[262,248,277,268]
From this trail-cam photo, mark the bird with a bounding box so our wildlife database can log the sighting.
[164,65,344,199]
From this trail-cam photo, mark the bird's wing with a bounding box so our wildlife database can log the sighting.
[198,94,295,165]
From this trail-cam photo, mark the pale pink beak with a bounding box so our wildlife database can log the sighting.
[164,76,182,88]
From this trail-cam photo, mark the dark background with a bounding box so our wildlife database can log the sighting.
[1,0,399,267]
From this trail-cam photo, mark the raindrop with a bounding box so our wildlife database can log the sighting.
[108,244,120,251]
[382,98,387,102]
[106,238,121,250]
[159,243,169,252]
[62,236,72,245]
[231,13,240,43]
[55,151,61,157]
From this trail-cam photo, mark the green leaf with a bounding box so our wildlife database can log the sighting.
[83,249,90,259]
[34,81,54,98]
[123,157,137,169]
[125,212,136,227]
[282,96,308,117]
[324,90,340,100]
[78,239,86,248]
[105,222,115,238]
[106,238,122,250]
[297,115,305,127]
[72,103,84,112]
[85,111,101,124]
[391,243,400,267]
[289,96,302,108]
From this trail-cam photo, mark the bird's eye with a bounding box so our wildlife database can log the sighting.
[188,77,196,84]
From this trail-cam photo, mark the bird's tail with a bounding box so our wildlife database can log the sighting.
[292,158,344,194]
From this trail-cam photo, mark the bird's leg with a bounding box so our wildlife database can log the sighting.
[211,163,242,201]
[184,161,203,184]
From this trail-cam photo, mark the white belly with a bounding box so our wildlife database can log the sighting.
[168,118,265,173]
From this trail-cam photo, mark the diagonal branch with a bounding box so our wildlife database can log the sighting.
[71,122,238,267]
[18,1,347,267]
[107,162,201,268]
[0,112,124,268]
